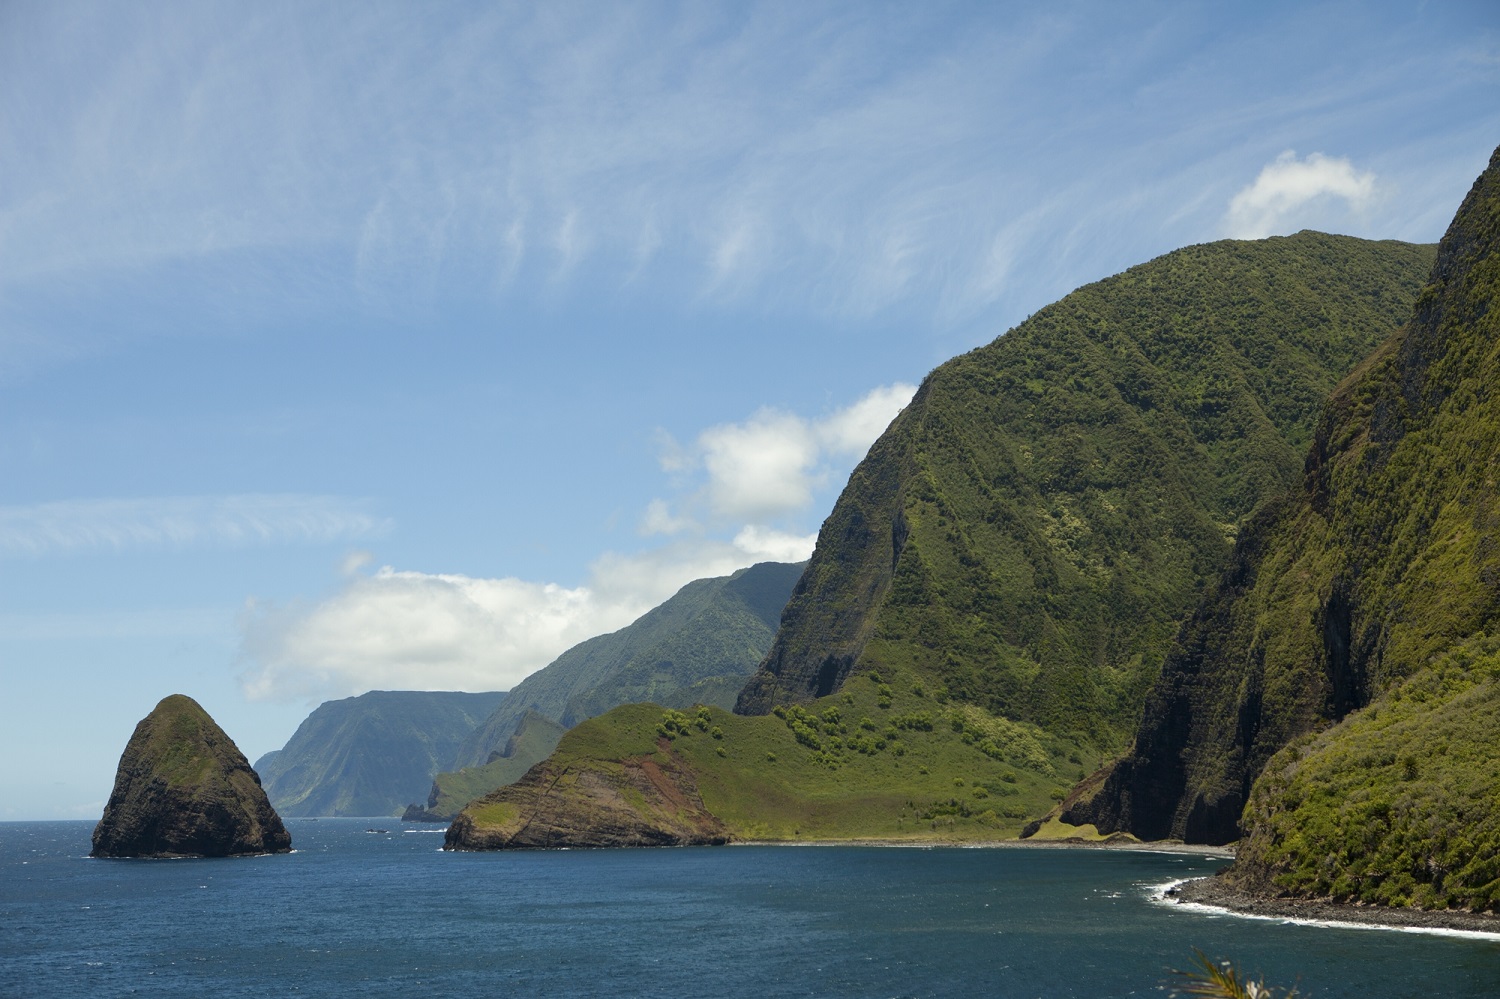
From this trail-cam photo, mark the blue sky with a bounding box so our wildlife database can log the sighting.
[3,1,1496,819]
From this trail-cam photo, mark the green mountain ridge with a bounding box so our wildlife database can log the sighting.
[448,230,1437,848]
[737,231,1434,748]
[255,690,505,817]
[446,670,1087,849]
[1079,146,1500,912]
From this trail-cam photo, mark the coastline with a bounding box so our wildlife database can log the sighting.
[1167,874,1500,937]
[730,836,1236,857]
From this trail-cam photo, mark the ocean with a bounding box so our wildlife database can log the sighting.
[3,818,1497,997]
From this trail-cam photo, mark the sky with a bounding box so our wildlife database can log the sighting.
[3,1,1497,820]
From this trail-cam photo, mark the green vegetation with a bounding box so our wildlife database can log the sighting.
[254,690,505,817]
[449,561,802,770]
[422,562,799,818]
[453,232,1442,850]
[150,696,223,787]
[1230,635,1500,911]
[466,798,520,828]
[1172,952,1298,999]
[1087,148,1500,854]
[738,232,1435,761]
[456,665,1101,843]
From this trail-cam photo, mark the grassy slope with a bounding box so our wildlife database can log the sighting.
[1086,148,1500,888]
[738,233,1436,755]
[458,663,1101,843]
[143,694,242,788]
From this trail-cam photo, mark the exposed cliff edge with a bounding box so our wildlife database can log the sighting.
[1082,146,1500,912]
[93,694,292,858]
[445,732,729,850]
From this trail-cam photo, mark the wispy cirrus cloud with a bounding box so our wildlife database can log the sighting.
[4,2,1492,381]
[0,494,390,557]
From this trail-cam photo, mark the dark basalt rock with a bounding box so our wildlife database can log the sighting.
[400,802,448,823]
[92,694,292,858]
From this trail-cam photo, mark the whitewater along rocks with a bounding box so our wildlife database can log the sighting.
[444,740,729,850]
[92,694,292,858]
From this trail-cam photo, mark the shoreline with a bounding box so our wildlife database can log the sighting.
[1168,874,1500,937]
[730,836,1236,857]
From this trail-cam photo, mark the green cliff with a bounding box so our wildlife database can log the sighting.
[449,231,1436,848]
[255,690,504,817]
[93,694,291,858]
[1083,147,1500,913]
[446,669,1084,848]
[737,232,1434,751]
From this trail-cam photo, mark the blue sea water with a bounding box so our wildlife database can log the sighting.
[3,819,1498,998]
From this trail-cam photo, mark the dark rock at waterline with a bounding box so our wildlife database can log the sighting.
[1169,872,1500,935]
[91,694,292,858]
[400,802,448,823]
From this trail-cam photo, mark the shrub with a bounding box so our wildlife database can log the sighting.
[656,709,693,739]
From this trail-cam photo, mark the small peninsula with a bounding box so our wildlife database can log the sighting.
[92,694,292,859]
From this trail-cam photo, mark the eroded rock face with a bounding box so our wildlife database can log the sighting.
[92,694,292,858]
[444,741,729,850]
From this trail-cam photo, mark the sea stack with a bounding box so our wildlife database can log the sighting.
[91,694,291,858]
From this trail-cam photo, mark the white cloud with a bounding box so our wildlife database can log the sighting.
[239,567,607,702]
[237,385,908,704]
[652,382,918,530]
[1224,151,1378,239]
[816,382,922,455]
[0,3,1157,360]
[339,549,376,577]
[700,409,821,522]
[733,525,817,563]
[640,498,693,537]
[238,528,809,702]
[0,495,390,556]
